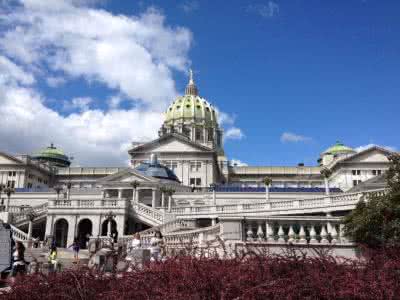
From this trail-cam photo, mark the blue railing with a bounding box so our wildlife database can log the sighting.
[15,187,50,193]
[210,186,342,193]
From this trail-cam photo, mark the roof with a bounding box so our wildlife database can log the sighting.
[348,174,387,192]
[33,144,70,166]
[135,154,179,182]
[164,70,218,127]
[322,141,355,155]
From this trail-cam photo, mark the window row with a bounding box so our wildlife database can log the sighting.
[352,169,382,176]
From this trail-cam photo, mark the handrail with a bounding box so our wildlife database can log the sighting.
[10,224,29,241]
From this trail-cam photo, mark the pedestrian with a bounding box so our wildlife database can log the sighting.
[10,241,26,281]
[48,245,58,272]
[149,231,164,262]
[68,238,80,263]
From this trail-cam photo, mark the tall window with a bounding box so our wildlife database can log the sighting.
[208,128,214,142]
[195,128,203,141]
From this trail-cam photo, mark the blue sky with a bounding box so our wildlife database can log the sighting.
[0,0,398,166]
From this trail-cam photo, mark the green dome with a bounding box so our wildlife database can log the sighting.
[33,144,71,167]
[164,95,218,126]
[323,141,355,155]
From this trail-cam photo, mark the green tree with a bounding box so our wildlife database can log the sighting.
[343,153,400,248]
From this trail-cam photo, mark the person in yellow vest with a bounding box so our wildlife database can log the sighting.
[48,245,58,272]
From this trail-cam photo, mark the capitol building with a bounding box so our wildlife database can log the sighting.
[0,71,391,256]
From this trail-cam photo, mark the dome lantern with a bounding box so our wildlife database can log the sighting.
[184,69,198,96]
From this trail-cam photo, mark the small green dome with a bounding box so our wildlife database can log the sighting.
[33,144,71,167]
[164,95,218,126]
[323,141,355,155]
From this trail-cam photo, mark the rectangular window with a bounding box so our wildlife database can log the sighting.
[190,178,195,186]
[208,128,214,142]
[377,170,382,175]
[353,180,358,187]
[196,178,201,186]
[372,170,377,176]
[352,170,356,176]
[190,161,201,172]
[12,171,16,177]
[8,171,12,177]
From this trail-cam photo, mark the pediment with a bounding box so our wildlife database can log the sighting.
[342,147,391,164]
[99,168,155,183]
[0,152,22,165]
[130,134,213,154]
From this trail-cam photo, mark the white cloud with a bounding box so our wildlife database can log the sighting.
[180,1,199,13]
[230,159,248,167]
[355,144,397,153]
[46,76,66,87]
[0,83,163,166]
[0,55,35,85]
[63,97,93,112]
[280,132,312,143]
[0,1,244,166]
[0,1,192,109]
[225,127,245,140]
[246,2,279,18]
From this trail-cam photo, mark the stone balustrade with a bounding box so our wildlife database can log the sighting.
[244,216,348,245]
[49,197,128,209]
[169,189,386,218]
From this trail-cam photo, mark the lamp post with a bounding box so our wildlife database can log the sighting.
[130,180,140,203]
[26,206,36,246]
[165,188,175,212]
[4,187,15,212]
[320,168,332,196]
[0,184,5,211]
[263,177,272,202]
[54,185,62,200]
[105,211,116,237]
[209,183,217,206]
[160,186,167,208]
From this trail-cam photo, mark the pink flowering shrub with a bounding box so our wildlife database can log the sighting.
[2,248,400,299]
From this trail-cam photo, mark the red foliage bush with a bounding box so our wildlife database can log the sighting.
[2,249,400,299]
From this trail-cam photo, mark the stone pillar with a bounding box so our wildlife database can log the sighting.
[118,189,123,199]
[211,218,216,226]
[107,219,112,236]
[116,215,125,237]
[161,192,165,208]
[168,196,172,212]
[212,189,216,205]
[152,189,156,209]
[324,178,330,196]
[45,215,54,237]
[265,186,270,202]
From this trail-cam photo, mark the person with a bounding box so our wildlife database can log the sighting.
[68,238,80,263]
[125,233,141,266]
[129,233,141,251]
[11,241,26,279]
[48,245,58,272]
[149,231,164,262]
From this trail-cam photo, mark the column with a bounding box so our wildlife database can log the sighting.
[28,220,33,239]
[152,189,156,209]
[211,218,216,226]
[118,189,123,199]
[45,215,54,237]
[324,178,330,196]
[116,215,125,237]
[161,192,165,208]
[168,196,172,212]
